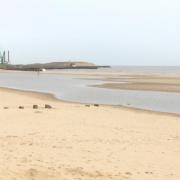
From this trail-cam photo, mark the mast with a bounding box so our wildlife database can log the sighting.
[7,50,10,63]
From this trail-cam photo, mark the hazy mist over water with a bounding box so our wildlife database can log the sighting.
[110,66,180,75]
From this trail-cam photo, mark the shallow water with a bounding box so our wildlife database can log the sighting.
[0,70,180,114]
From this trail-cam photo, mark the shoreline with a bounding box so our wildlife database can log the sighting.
[1,69,180,117]
[2,68,180,77]
[2,68,180,93]
[1,86,180,118]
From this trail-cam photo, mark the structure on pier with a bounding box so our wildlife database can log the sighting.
[0,50,10,64]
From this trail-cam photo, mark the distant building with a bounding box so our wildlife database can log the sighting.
[0,50,10,64]
[70,63,77,68]
[41,68,46,72]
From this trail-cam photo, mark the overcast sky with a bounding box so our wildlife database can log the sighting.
[0,0,180,65]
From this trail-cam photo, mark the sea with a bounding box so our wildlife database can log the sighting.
[0,66,180,114]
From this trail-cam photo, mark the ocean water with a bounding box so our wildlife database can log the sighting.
[50,66,180,76]
[0,67,180,114]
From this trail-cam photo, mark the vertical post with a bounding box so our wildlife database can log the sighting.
[3,51,6,64]
[8,51,10,63]
[0,51,2,64]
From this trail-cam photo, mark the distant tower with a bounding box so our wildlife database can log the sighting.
[0,50,10,64]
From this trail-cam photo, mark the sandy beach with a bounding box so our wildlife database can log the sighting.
[0,87,180,180]
[1,0,180,178]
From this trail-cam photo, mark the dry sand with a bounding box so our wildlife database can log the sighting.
[0,88,180,180]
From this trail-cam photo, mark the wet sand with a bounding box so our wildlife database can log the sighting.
[2,68,180,93]
[37,69,180,93]
[95,82,180,93]
[92,75,180,93]
[0,87,180,180]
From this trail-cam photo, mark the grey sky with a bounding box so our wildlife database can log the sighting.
[0,0,180,65]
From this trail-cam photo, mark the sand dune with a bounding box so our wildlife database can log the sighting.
[0,88,180,179]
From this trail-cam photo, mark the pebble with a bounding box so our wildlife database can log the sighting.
[45,104,52,109]
[33,105,38,109]
[19,106,24,109]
